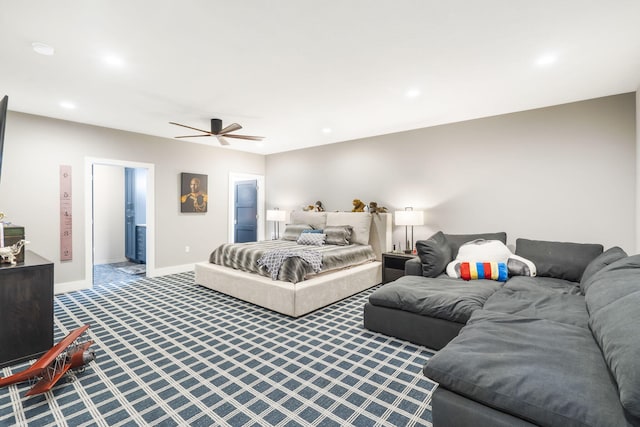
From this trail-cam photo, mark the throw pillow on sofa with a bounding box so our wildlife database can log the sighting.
[444,232,507,258]
[416,231,453,277]
[446,239,511,281]
[515,238,603,283]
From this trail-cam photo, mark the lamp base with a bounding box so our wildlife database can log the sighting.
[403,249,412,254]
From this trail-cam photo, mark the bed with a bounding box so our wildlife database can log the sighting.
[195,211,392,317]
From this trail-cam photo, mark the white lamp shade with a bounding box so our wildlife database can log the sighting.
[394,210,424,226]
[266,209,287,222]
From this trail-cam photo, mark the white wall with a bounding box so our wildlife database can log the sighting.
[93,164,125,264]
[266,93,637,253]
[0,112,265,286]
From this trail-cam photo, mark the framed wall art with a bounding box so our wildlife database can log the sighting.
[180,172,208,213]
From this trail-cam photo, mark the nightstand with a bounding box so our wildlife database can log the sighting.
[382,252,418,284]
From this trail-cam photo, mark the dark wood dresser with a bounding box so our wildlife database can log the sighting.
[0,250,54,368]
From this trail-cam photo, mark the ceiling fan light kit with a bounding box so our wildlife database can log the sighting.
[170,118,264,146]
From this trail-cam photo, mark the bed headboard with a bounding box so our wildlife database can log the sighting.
[289,211,392,260]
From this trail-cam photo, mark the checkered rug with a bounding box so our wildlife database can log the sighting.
[0,272,436,426]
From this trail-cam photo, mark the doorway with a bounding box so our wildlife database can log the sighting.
[85,158,155,287]
[228,173,265,243]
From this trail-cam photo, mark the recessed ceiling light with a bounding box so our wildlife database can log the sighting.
[103,54,124,67]
[322,127,332,134]
[535,54,557,67]
[32,42,55,56]
[405,88,421,98]
[59,101,76,109]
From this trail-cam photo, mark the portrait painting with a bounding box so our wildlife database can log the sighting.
[180,172,208,213]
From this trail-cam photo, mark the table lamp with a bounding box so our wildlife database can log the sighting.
[394,207,424,254]
[266,209,287,239]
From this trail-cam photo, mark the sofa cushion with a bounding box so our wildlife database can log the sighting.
[580,246,628,294]
[368,275,502,323]
[506,276,581,295]
[483,287,588,328]
[584,255,640,419]
[515,238,603,282]
[444,232,507,258]
[584,255,640,314]
[416,231,453,277]
[424,310,631,427]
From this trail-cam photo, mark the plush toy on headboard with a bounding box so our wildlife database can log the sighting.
[352,199,366,212]
[368,201,388,214]
[303,201,326,212]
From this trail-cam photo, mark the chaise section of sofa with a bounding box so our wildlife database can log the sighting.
[364,275,503,349]
[423,248,640,426]
[364,231,509,349]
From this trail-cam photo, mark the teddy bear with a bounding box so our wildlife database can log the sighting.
[368,201,388,214]
[352,199,366,212]
[315,201,325,212]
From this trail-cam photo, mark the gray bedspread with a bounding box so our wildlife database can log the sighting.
[209,240,376,283]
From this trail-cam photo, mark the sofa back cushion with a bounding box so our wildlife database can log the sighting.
[515,238,603,283]
[580,246,628,294]
[585,254,640,419]
[444,232,507,258]
[416,231,453,277]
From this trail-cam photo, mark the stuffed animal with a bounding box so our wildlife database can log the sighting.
[368,201,388,214]
[352,199,365,212]
[315,201,325,212]
[302,205,315,211]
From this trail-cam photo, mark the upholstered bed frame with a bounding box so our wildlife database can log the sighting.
[195,212,392,317]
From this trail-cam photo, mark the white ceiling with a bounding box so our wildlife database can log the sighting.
[1,1,639,155]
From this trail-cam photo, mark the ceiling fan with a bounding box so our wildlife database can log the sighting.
[169,118,264,146]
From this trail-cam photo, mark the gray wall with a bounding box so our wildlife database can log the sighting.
[0,112,265,286]
[266,93,637,253]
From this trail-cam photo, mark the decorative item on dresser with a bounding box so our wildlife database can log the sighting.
[395,207,424,254]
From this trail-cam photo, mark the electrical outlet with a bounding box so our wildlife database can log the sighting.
[185,246,190,253]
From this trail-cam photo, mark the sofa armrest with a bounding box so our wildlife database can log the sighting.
[405,257,423,276]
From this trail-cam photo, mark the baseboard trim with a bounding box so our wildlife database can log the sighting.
[54,263,196,295]
[149,263,195,278]
[55,280,91,295]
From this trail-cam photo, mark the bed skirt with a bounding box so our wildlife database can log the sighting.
[194,261,382,317]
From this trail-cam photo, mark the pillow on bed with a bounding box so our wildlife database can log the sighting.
[326,212,372,245]
[282,224,313,241]
[290,211,327,229]
[297,233,326,246]
[302,229,324,234]
[324,225,353,246]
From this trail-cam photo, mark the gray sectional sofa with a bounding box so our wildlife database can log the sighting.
[363,232,640,427]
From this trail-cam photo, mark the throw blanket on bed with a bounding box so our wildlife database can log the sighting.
[257,249,323,280]
[209,240,376,283]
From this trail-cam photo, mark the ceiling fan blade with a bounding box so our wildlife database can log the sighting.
[169,121,213,135]
[217,136,231,146]
[222,134,264,141]
[219,123,242,135]
[175,135,213,138]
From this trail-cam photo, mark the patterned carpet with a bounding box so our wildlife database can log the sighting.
[0,272,435,426]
